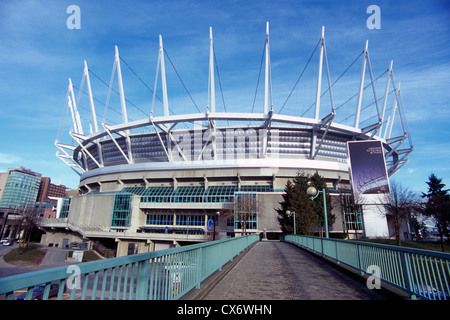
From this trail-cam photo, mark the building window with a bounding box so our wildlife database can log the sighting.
[176,214,205,226]
[172,186,204,203]
[340,194,362,231]
[234,192,257,230]
[59,197,71,218]
[111,194,132,227]
[146,214,174,225]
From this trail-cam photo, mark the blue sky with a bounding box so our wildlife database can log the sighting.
[0,0,449,193]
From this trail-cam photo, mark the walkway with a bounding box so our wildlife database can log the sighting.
[200,241,387,300]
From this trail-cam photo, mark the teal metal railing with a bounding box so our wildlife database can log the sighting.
[284,234,450,300]
[0,235,259,300]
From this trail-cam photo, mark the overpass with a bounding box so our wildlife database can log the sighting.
[1,235,449,300]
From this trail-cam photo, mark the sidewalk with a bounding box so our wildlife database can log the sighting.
[198,241,389,300]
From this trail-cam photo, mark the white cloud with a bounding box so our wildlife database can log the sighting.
[0,153,22,165]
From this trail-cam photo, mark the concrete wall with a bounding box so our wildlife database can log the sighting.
[257,193,283,234]
[40,229,85,248]
[69,194,115,228]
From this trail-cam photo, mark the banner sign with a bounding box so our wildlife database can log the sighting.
[347,140,390,237]
[347,140,390,199]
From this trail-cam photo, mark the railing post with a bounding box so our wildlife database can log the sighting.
[357,243,364,275]
[135,259,149,300]
[196,247,203,289]
[400,251,416,300]
[335,240,340,264]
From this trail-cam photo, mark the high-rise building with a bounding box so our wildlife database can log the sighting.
[37,177,66,202]
[0,167,69,238]
[0,167,42,211]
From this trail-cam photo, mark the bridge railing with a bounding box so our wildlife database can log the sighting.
[0,234,259,300]
[284,234,450,300]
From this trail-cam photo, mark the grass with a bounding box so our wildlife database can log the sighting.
[4,243,101,266]
[81,250,101,262]
[3,243,47,266]
[357,238,450,253]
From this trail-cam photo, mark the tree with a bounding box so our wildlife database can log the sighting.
[277,172,334,236]
[308,172,335,237]
[18,204,40,249]
[421,173,450,252]
[382,180,419,246]
[234,192,258,236]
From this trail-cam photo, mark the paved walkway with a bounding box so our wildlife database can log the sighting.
[202,241,387,300]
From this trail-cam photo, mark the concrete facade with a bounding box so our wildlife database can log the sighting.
[38,167,359,257]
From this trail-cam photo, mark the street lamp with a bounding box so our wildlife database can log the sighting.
[306,186,329,238]
[214,211,220,240]
[286,210,296,235]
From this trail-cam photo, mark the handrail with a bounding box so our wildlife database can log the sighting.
[0,234,259,300]
[284,234,450,300]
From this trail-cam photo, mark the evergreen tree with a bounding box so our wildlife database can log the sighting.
[421,173,450,252]
[308,172,335,236]
[277,172,334,236]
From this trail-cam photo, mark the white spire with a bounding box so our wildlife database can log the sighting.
[208,26,216,113]
[264,21,271,115]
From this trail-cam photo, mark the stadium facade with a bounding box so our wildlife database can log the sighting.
[41,24,413,256]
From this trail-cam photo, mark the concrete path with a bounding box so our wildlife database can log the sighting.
[202,241,387,300]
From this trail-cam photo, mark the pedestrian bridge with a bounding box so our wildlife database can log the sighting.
[1,235,449,300]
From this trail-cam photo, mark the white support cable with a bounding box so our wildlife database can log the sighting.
[114,46,134,163]
[322,46,335,117]
[103,56,117,124]
[67,95,78,136]
[389,70,412,148]
[102,123,131,164]
[208,26,216,114]
[115,46,128,124]
[385,134,407,159]
[68,78,83,135]
[378,61,393,137]
[314,26,325,120]
[84,60,99,132]
[70,132,103,168]
[159,35,170,117]
[150,50,161,117]
[150,116,171,161]
[354,40,369,129]
[311,26,337,159]
[365,49,381,123]
[385,82,400,140]
[55,141,85,174]
[264,22,270,115]
[55,154,82,176]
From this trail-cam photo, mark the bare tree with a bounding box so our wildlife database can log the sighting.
[234,193,258,236]
[8,203,41,248]
[382,180,419,246]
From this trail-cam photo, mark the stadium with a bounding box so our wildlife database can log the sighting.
[41,23,413,256]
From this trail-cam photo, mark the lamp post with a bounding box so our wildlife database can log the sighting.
[214,211,220,240]
[286,210,296,235]
[306,186,329,238]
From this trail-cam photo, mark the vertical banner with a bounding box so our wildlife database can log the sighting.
[347,140,390,237]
